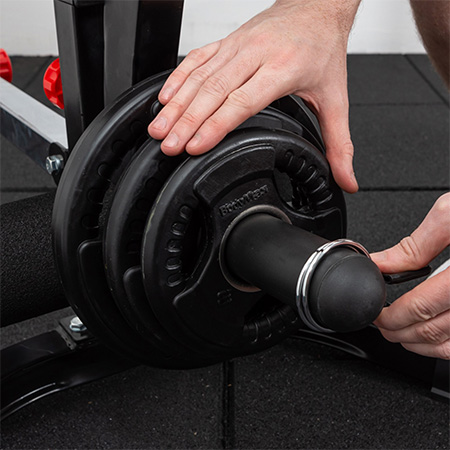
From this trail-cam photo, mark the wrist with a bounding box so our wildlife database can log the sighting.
[274,0,361,35]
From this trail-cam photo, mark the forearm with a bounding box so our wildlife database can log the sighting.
[410,0,450,88]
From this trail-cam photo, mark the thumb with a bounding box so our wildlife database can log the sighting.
[371,194,450,273]
[317,98,358,194]
[371,236,426,274]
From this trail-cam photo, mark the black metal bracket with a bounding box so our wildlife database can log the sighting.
[1,315,136,420]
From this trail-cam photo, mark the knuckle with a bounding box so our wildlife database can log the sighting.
[187,47,207,63]
[398,235,421,265]
[169,69,188,85]
[190,65,214,85]
[167,98,185,115]
[417,322,445,344]
[178,110,199,128]
[203,75,230,98]
[227,89,253,110]
[328,141,354,159]
[205,115,230,135]
[409,294,435,321]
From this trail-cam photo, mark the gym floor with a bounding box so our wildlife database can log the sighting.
[1,55,449,449]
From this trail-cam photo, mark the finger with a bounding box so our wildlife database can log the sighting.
[371,193,450,273]
[401,339,450,360]
[159,55,259,155]
[377,309,450,344]
[148,46,239,145]
[158,42,221,104]
[184,68,287,155]
[373,269,450,330]
[317,95,358,194]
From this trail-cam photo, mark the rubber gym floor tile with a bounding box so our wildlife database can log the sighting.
[347,54,444,105]
[0,137,56,190]
[2,56,449,450]
[233,338,449,449]
[0,190,54,205]
[344,190,449,303]
[1,363,224,449]
[350,104,449,189]
[406,54,449,105]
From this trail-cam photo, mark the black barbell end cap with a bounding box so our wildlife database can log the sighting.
[308,248,386,333]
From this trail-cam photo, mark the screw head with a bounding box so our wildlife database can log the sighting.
[69,316,87,333]
[45,155,64,174]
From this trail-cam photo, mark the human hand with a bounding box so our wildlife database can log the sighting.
[148,0,361,193]
[372,193,450,360]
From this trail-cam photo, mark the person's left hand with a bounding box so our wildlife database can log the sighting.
[371,193,450,360]
[147,0,361,194]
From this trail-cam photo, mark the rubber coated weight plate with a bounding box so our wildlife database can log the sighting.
[142,127,345,360]
[53,67,345,367]
[241,106,324,155]
[269,97,324,152]
[53,71,176,365]
[103,106,324,367]
[103,141,212,365]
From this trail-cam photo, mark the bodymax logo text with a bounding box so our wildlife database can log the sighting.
[218,185,269,217]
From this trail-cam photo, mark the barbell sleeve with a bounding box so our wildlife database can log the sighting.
[224,213,386,333]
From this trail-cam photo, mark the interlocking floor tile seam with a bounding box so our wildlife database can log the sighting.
[222,360,236,449]
[1,187,56,193]
[359,186,449,192]
[405,55,450,107]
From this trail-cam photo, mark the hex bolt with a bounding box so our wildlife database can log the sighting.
[45,154,65,175]
[69,316,87,333]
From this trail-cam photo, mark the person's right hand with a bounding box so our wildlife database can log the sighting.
[372,193,450,360]
[148,0,361,193]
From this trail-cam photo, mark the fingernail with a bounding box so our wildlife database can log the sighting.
[160,87,174,102]
[188,133,202,148]
[151,116,167,131]
[163,133,179,149]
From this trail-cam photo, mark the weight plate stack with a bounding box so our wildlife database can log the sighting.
[52,71,346,368]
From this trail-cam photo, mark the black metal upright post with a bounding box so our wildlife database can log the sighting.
[103,0,184,105]
[54,0,105,151]
[54,0,184,152]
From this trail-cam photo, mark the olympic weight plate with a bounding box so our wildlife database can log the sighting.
[141,127,346,361]
[103,106,334,367]
[53,67,345,367]
[52,71,184,366]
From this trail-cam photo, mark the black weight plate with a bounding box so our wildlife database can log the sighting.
[269,96,324,152]
[103,106,322,367]
[141,128,346,360]
[103,140,212,365]
[52,71,180,365]
[53,66,342,367]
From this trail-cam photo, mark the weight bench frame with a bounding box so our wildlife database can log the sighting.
[0,0,448,420]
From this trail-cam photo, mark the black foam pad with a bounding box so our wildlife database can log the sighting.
[1,192,68,327]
